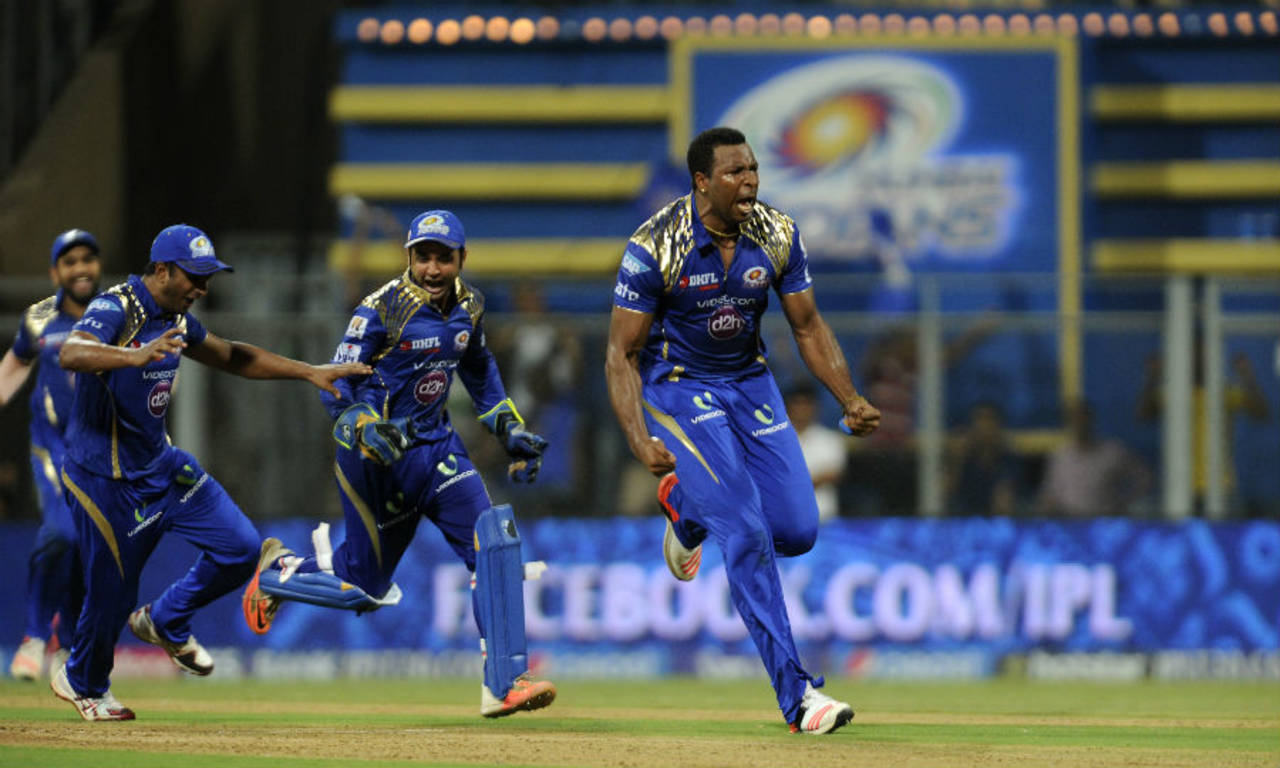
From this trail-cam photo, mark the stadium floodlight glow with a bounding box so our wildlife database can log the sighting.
[906,16,930,37]
[734,13,758,36]
[1082,13,1104,36]
[1132,13,1154,37]
[758,13,781,36]
[685,16,708,36]
[436,19,461,45]
[1033,14,1055,35]
[1107,13,1130,37]
[1008,14,1031,36]
[807,15,833,38]
[460,15,484,41]
[380,19,404,45]
[582,17,607,42]
[1207,12,1229,36]
[834,14,856,35]
[1158,12,1180,36]
[708,14,732,37]
[609,17,633,42]
[1261,11,1278,35]
[883,14,906,35]
[635,15,659,40]
[782,12,806,36]
[859,14,882,35]
[510,17,535,45]
[485,16,510,43]
[356,17,379,43]
[1235,11,1256,35]
[957,14,980,36]
[1057,14,1080,36]
[407,18,432,44]
[535,16,559,41]
[659,16,683,40]
[983,14,1007,35]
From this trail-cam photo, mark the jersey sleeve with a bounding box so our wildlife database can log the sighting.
[319,306,384,420]
[613,244,662,314]
[182,312,209,346]
[456,313,510,415]
[775,228,814,296]
[10,313,36,362]
[72,295,127,344]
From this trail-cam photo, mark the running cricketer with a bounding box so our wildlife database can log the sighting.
[0,229,101,680]
[51,224,369,720]
[242,210,556,718]
[605,127,881,735]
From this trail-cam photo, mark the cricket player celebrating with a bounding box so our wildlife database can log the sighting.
[242,210,557,718]
[0,230,101,680]
[605,127,881,735]
[53,224,369,720]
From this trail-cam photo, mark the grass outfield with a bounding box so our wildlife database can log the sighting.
[0,677,1275,767]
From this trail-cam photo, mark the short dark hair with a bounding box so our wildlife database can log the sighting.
[687,126,748,184]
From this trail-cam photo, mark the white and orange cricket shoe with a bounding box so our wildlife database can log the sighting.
[242,537,292,635]
[658,473,701,582]
[50,664,135,721]
[480,673,557,718]
[790,682,854,735]
[10,636,45,680]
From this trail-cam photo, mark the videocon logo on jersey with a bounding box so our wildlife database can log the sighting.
[754,404,774,425]
[147,379,172,417]
[707,305,745,341]
[414,370,448,404]
[750,403,791,437]
[719,55,1017,261]
[691,391,726,424]
[436,454,459,476]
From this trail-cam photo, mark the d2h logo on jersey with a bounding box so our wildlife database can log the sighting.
[147,380,172,418]
[414,370,448,404]
[707,305,746,340]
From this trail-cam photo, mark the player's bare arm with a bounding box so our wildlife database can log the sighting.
[605,305,676,476]
[779,288,881,437]
[60,328,186,373]
[183,332,370,397]
[0,349,35,407]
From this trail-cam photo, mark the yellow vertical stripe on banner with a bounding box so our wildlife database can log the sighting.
[1057,36,1082,404]
[334,461,382,569]
[642,401,720,484]
[61,468,124,579]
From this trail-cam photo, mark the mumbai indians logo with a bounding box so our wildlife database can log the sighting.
[707,305,745,341]
[722,56,959,182]
[413,370,448,404]
[189,236,214,259]
[453,329,471,351]
[417,215,448,235]
[742,266,769,289]
[436,453,459,476]
[147,379,172,418]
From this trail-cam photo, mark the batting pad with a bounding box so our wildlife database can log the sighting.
[256,567,402,614]
[474,504,544,699]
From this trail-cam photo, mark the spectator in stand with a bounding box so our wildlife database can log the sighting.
[947,401,1019,516]
[1038,400,1151,517]
[784,385,848,522]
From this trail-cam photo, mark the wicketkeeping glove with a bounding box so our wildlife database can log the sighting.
[334,403,414,465]
[477,398,548,483]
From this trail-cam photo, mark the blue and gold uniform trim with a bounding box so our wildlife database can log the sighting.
[361,273,486,365]
[740,201,796,277]
[334,461,382,569]
[642,401,720,484]
[21,295,59,342]
[30,445,60,489]
[629,195,696,292]
[60,468,124,579]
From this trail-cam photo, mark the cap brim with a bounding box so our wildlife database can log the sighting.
[404,234,463,250]
[176,258,234,275]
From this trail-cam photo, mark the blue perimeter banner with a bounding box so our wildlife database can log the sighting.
[1,518,1275,678]
[681,40,1071,274]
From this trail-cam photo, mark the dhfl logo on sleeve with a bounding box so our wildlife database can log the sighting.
[333,342,361,364]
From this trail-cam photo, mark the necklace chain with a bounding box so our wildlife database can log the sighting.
[703,221,739,239]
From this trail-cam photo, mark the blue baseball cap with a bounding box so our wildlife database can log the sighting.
[50,229,99,265]
[149,224,234,275]
[405,210,465,251]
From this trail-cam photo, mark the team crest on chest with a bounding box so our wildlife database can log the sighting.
[742,266,769,289]
[453,329,471,351]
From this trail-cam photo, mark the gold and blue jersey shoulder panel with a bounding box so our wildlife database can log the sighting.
[629,194,696,293]
[456,279,484,327]
[103,281,183,347]
[21,295,59,341]
[740,200,796,276]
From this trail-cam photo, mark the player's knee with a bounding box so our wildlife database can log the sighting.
[775,521,818,558]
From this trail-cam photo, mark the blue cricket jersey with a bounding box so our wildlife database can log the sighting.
[65,275,208,487]
[10,289,80,447]
[612,193,813,384]
[321,271,508,442]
